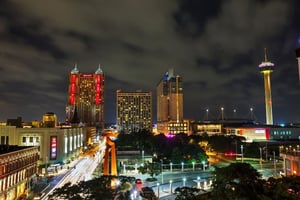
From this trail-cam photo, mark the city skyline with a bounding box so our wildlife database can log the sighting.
[0,1,300,124]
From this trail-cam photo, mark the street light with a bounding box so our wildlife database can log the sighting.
[192,161,195,171]
[157,183,160,198]
[160,159,163,184]
[135,163,138,173]
[197,176,200,189]
[169,180,173,194]
[221,107,224,120]
[206,109,209,120]
[273,151,276,177]
[170,162,173,172]
[241,145,244,163]
[181,162,184,172]
[259,147,262,170]
[202,161,205,171]
[183,177,186,187]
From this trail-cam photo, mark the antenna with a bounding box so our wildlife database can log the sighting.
[264,48,268,62]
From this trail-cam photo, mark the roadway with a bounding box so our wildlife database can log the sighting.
[38,142,105,200]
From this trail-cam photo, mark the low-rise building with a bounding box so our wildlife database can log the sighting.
[0,145,39,200]
[280,145,300,176]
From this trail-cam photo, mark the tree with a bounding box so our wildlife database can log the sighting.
[211,162,263,200]
[138,161,161,179]
[175,187,209,200]
[48,175,135,200]
[262,176,300,200]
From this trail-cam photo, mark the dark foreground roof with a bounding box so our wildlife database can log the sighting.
[0,145,31,154]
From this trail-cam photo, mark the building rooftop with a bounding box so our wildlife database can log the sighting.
[0,145,31,154]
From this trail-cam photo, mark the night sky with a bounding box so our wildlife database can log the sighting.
[0,0,300,124]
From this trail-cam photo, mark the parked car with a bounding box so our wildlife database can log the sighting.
[140,187,156,199]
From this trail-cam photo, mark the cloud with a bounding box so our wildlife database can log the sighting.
[0,0,299,123]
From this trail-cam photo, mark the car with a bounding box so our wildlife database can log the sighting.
[140,187,156,199]
[135,178,142,184]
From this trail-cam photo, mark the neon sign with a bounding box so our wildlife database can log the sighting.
[50,136,57,160]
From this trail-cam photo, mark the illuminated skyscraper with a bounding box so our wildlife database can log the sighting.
[66,64,105,128]
[258,49,274,125]
[116,89,152,134]
[157,69,187,134]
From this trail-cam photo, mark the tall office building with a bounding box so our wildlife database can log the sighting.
[157,69,187,134]
[116,90,152,134]
[66,64,105,128]
[258,49,274,125]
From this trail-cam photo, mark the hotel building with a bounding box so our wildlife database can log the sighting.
[66,64,105,128]
[116,90,152,134]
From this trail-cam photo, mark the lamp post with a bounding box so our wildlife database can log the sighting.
[192,161,195,171]
[142,150,144,164]
[202,161,205,171]
[157,183,160,198]
[283,154,286,176]
[197,176,200,189]
[206,109,209,120]
[160,159,163,184]
[241,145,244,163]
[169,180,173,194]
[250,107,254,120]
[235,140,238,161]
[273,151,276,177]
[221,107,224,120]
[183,177,186,187]
[259,147,262,170]
[181,162,184,172]
[170,162,173,172]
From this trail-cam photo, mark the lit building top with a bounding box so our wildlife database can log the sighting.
[258,48,274,72]
[95,64,103,74]
[66,64,105,127]
[71,63,79,74]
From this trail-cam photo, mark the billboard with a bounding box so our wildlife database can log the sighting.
[50,136,57,160]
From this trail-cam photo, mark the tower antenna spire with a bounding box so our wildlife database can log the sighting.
[264,47,268,62]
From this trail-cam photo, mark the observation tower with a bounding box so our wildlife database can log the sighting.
[258,48,274,125]
[295,41,300,82]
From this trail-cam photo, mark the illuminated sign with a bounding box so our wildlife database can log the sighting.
[50,136,57,160]
[255,129,266,134]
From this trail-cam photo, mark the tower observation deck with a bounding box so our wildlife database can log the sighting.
[258,48,274,125]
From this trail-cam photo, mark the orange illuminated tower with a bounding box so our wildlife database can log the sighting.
[66,64,105,128]
[102,129,118,176]
[258,48,274,125]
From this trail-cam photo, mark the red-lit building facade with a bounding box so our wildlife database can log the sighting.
[66,65,105,128]
[0,146,39,200]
